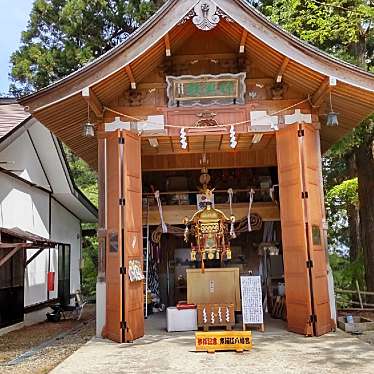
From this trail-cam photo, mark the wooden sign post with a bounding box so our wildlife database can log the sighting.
[195,331,252,353]
[240,276,265,332]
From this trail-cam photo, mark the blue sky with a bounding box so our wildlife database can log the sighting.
[0,0,33,95]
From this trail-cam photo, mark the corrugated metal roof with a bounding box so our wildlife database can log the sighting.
[0,100,30,140]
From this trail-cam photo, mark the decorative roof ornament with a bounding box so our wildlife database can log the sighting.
[193,0,219,31]
[179,0,233,30]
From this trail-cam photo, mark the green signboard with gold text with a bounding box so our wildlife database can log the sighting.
[167,73,246,107]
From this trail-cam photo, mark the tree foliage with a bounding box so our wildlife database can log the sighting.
[264,0,374,69]
[10,0,164,96]
[262,0,374,293]
[326,178,358,251]
[64,145,98,207]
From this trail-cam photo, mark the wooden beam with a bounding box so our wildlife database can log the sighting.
[218,134,223,151]
[251,133,263,144]
[0,243,28,249]
[82,87,103,118]
[0,245,21,268]
[169,137,175,153]
[275,57,290,83]
[236,133,241,148]
[25,248,44,267]
[263,135,273,149]
[164,33,171,57]
[171,53,237,64]
[125,65,136,89]
[142,149,277,171]
[143,202,280,225]
[101,78,285,92]
[239,30,248,53]
[312,76,337,107]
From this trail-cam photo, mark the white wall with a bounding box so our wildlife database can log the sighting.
[0,172,50,306]
[0,120,84,317]
[50,199,82,297]
[0,171,82,307]
[0,130,50,188]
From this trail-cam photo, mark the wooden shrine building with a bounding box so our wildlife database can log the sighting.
[20,0,374,343]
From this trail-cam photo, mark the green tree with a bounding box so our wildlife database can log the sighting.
[9,0,165,96]
[326,178,358,253]
[263,0,374,296]
[264,0,374,70]
[64,145,98,207]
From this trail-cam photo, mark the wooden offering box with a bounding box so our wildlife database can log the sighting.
[187,268,241,311]
[197,304,235,331]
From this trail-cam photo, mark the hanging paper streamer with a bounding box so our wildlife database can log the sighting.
[229,125,237,149]
[247,189,255,232]
[228,188,234,216]
[180,127,188,149]
[228,188,236,238]
[203,307,208,323]
[154,190,167,233]
[269,186,274,201]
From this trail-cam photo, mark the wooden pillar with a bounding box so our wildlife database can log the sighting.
[97,135,106,279]
[103,130,144,343]
[96,132,107,338]
[276,123,332,336]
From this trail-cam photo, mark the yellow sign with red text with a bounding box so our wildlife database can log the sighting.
[195,331,252,353]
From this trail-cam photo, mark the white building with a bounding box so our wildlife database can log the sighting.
[0,99,97,333]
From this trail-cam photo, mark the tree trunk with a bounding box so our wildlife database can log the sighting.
[347,203,360,262]
[345,153,360,263]
[356,142,374,298]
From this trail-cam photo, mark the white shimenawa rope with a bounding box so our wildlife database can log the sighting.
[154,190,167,233]
[247,189,255,232]
[228,188,236,238]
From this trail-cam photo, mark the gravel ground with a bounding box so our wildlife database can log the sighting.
[0,305,95,374]
[51,313,374,374]
[358,331,374,345]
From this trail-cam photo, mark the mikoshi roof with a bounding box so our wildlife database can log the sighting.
[19,0,374,169]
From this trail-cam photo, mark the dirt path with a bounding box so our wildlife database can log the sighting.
[0,305,95,374]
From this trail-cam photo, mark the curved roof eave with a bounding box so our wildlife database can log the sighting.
[234,0,374,77]
[19,0,192,107]
[223,0,374,91]
[20,0,374,111]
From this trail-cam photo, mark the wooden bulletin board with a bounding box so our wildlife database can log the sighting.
[240,276,264,325]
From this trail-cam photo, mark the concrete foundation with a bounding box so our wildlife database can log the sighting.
[96,280,106,337]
